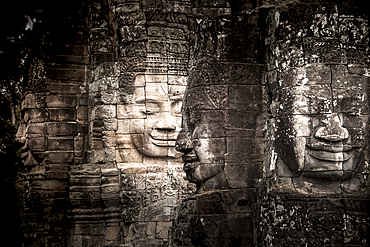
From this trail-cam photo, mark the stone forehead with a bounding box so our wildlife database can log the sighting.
[269,65,369,90]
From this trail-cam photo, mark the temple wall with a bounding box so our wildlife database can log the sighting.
[14,1,370,246]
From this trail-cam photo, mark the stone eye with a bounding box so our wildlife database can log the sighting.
[142,109,155,115]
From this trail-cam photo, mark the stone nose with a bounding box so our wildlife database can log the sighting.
[156,113,176,131]
[175,131,193,153]
[15,122,27,144]
[315,114,349,142]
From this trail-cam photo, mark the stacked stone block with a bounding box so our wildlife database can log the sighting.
[88,2,198,243]
[170,11,265,246]
[15,1,91,246]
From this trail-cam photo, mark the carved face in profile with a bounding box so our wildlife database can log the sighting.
[272,65,368,181]
[16,91,49,167]
[175,68,228,192]
[129,77,185,158]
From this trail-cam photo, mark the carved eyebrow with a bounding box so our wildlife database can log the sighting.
[134,96,163,103]
[169,95,183,101]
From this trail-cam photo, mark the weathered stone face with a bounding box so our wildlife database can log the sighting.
[129,77,185,158]
[176,63,228,192]
[265,2,370,194]
[273,65,368,181]
[16,91,48,168]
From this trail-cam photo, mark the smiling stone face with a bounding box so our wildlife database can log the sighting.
[268,64,369,193]
[130,81,185,158]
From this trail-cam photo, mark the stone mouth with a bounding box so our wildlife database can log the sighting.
[306,144,362,162]
[150,131,178,147]
[306,143,360,152]
[183,161,200,171]
[182,153,199,163]
[150,137,176,147]
[308,150,354,162]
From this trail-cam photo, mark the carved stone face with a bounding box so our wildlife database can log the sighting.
[175,71,228,192]
[16,92,48,167]
[272,65,368,181]
[130,79,185,158]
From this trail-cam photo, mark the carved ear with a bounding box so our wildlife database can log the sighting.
[131,134,145,152]
[204,85,228,109]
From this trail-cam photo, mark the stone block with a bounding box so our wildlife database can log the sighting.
[70,223,90,235]
[191,138,225,164]
[117,147,143,163]
[118,163,146,174]
[102,147,116,162]
[24,109,49,123]
[103,118,117,131]
[53,54,90,65]
[45,151,74,164]
[225,162,255,188]
[27,123,45,136]
[101,168,119,177]
[46,82,81,95]
[92,139,103,150]
[101,91,118,105]
[227,64,263,85]
[46,123,78,137]
[74,135,84,156]
[117,104,146,119]
[46,164,69,179]
[47,137,74,150]
[27,137,45,151]
[88,235,104,247]
[69,163,101,176]
[116,134,134,149]
[105,225,121,241]
[102,105,116,118]
[197,192,225,214]
[47,171,69,179]
[156,222,172,239]
[49,44,89,56]
[45,67,86,81]
[90,222,105,236]
[227,213,253,242]
[225,137,255,163]
[168,75,187,85]
[102,184,119,197]
[225,110,259,129]
[31,179,67,191]
[77,106,88,122]
[79,96,88,106]
[102,131,117,147]
[49,108,76,122]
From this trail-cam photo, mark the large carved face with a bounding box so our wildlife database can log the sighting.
[129,76,185,158]
[16,91,48,167]
[272,65,368,181]
[175,69,228,192]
